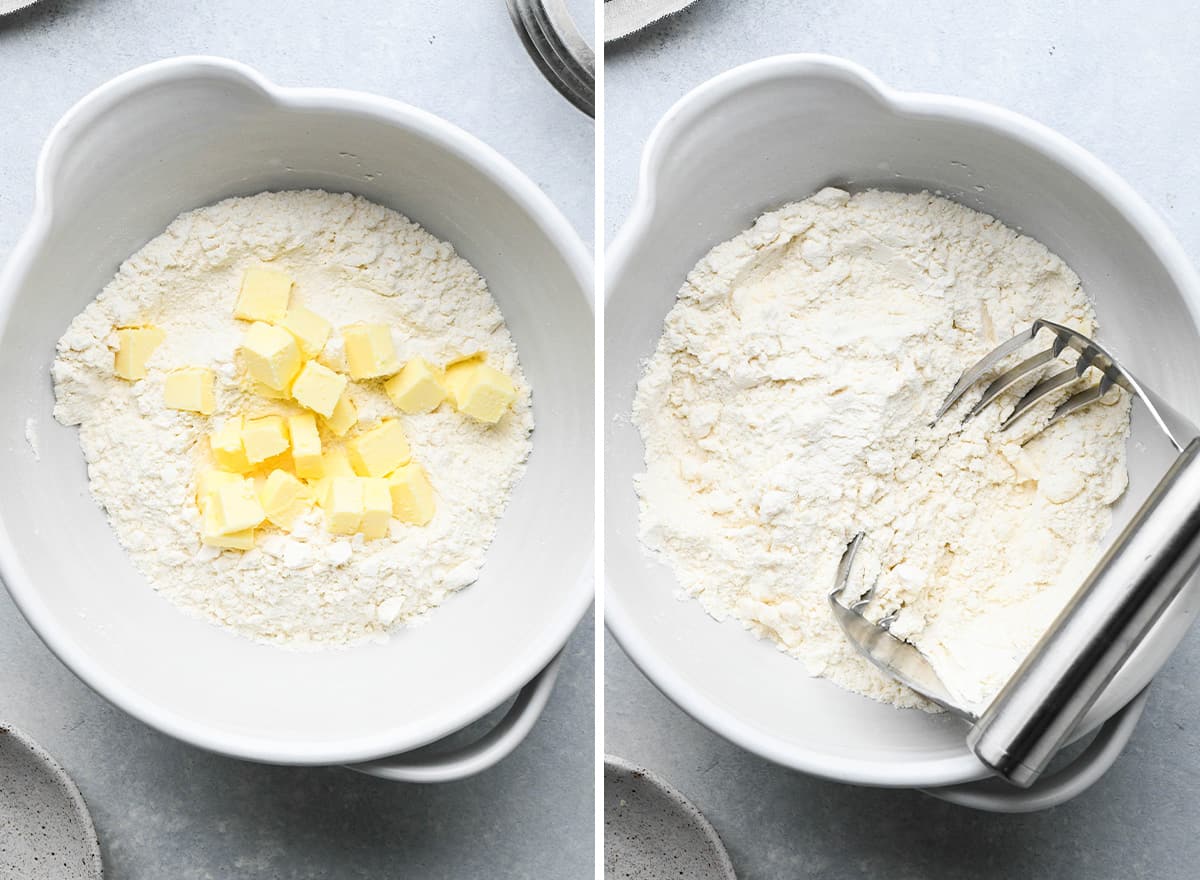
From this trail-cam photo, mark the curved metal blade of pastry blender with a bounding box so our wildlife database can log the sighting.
[829,320,1200,785]
[829,534,977,720]
[831,319,1198,734]
[936,318,1195,448]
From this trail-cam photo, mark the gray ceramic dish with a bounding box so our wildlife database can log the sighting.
[0,726,103,879]
[604,755,736,880]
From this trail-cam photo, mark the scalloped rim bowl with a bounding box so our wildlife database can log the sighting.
[605,54,1200,788]
[0,56,593,765]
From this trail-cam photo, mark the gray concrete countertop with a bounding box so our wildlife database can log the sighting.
[606,3,1200,879]
[0,2,595,878]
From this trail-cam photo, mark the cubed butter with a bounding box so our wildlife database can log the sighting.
[201,506,256,550]
[164,367,216,415]
[280,305,332,358]
[195,469,243,511]
[387,462,435,525]
[287,413,323,479]
[255,450,295,475]
[209,416,253,473]
[325,477,364,535]
[310,448,356,507]
[384,358,446,413]
[342,323,400,379]
[360,477,393,540]
[291,360,348,418]
[240,322,302,391]
[234,268,292,322]
[442,353,484,404]
[322,391,358,437]
[251,381,291,401]
[447,361,517,424]
[348,420,411,477]
[242,415,289,464]
[258,469,310,530]
[210,480,266,534]
[113,326,165,381]
[322,448,356,478]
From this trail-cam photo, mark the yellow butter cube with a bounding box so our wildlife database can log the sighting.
[209,416,253,473]
[291,360,348,418]
[322,448,356,478]
[235,268,292,323]
[310,448,355,507]
[195,470,243,511]
[251,381,291,401]
[322,391,358,437]
[325,477,364,535]
[384,358,446,413]
[210,480,266,534]
[342,323,401,379]
[348,420,411,477]
[242,415,289,464]
[442,354,484,404]
[281,305,332,358]
[360,477,393,540]
[113,326,165,380]
[287,413,323,479]
[447,361,517,424]
[257,451,296,475]
[387,462,436,525]
[258,469,309,529]
[164,367,216,415]
[240,322,302,391]
[201,506,256,550]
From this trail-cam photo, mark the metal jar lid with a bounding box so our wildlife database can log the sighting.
[506,0,595,117]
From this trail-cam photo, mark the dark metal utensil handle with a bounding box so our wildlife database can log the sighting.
[969,436,1200,786]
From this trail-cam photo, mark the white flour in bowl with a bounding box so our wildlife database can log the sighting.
[53,190,532,647]
[633,187,1130,713]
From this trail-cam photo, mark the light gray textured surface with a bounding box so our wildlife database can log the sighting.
[0,2,594,878]
[606,2,1200,878]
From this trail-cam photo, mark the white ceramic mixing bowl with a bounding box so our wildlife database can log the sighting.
[0,57,594,780]
[606,55,1200,810]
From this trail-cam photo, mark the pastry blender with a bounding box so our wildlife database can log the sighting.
[830,319,1200,787]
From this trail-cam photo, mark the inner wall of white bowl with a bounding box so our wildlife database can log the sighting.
[607,68,1200,780]
[0,69,592,757]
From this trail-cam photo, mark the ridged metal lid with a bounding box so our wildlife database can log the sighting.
[506,0,595,117]
[604,0,701,41]
[0,0,45,15]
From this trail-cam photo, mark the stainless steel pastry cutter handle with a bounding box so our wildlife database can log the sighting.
[832,319,1200,787]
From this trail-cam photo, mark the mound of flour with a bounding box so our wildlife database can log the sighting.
[53,190,533,647]
[634,188,1130,712]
